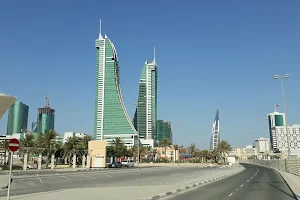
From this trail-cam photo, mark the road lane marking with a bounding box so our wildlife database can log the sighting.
[229,193,233,196]
[37,174,43,183]
[62,176,69,179]
[240,184,243,187]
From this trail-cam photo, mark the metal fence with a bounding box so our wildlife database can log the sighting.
[240,159,300,177]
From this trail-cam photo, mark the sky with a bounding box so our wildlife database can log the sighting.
[1,0,300,149]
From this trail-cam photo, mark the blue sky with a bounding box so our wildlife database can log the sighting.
[1,0,300,149]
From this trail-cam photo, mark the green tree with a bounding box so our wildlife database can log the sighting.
[188,143,197,157]
[216,140,232,164]
[63,136,79,167]
[110,137,127,160]
[201,150,210,163]
[78,135,92,150]
[36,130,59,168]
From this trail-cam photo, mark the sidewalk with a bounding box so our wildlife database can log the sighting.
[277,170,300,199]
[0,166,244,200]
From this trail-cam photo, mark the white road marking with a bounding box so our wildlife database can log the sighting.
[85,175,95,179]
[62,176,69,179]
[37,174,43,183]
[236,189,238,191]
[229,193,233,196]
[240,184,243,187]
[247,180,249,181]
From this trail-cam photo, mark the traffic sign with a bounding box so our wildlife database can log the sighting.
[8,138,20,152]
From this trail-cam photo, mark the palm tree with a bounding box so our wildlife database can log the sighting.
[217,140,232,164]
[201,150,210,163]
[188,143,197,158]
[20,133,36,167]
[210,148,220,163]
[0,140,9,165]
[159,139,171,159]
[36,130,59,168]
[78,135,92,151]
[63,136,79,167]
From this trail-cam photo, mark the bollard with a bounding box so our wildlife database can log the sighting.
[51,154,55,169]
[38,154,42,170]
[86,155,90,168]
[23,153,28,171]
[72,154,76,168]
[82,156,86,168]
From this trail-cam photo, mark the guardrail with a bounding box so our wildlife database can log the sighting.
[240,159,300,177]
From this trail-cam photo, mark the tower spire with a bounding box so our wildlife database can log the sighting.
[45,95,50,108]
[152,46,157,65]
[98,19,103,39]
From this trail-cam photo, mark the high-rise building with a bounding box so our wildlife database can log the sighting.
[36,97,55,134]
[210,108,220,150]
[133,49,158,141]
[268,111,286,151]
[94,23,138,148]
[6,101,29,135]
[157,120,172,144]
[268,111,300,157]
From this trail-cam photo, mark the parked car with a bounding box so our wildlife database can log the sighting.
[108,161,122,168]
[121,160,134,167]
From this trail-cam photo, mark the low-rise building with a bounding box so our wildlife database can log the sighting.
[63,132,88,144]
[154,146,179,161]
[254,137,270,153]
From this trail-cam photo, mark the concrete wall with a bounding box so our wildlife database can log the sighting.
[88,140,107,168]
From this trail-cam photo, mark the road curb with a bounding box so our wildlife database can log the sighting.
[140,168,245,200]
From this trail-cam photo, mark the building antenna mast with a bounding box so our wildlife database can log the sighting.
[45,95,50,108]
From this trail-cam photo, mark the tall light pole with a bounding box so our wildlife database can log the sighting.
[273,74,291,158]
[134,101,144,168]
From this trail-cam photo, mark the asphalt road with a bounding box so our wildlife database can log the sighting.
[165,164,297,200]
[0,165,228,197]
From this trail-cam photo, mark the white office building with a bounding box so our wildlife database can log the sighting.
[268,111,300,158]
[270,125,300,158]
[63,132,88,144]
[254,137,270,153]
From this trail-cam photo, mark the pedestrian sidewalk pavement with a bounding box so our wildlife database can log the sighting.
[277,170,300,200]
[0,166,245,200]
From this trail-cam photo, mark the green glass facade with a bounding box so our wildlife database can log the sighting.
[156,120,172,144]
[133,60,158,141]
[36,107,55,134]
[94,34,137,143]
[6,101,29,135]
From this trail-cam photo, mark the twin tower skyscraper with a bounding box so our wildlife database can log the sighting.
[93,22,157,148]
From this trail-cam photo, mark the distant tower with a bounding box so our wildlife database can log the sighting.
[210,108,220,150]
[133,47,158,141]
[36,96,55,134]
[6,101,29,135]
[93,21,138,148]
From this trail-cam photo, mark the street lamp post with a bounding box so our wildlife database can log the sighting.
[273,74,291,158]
